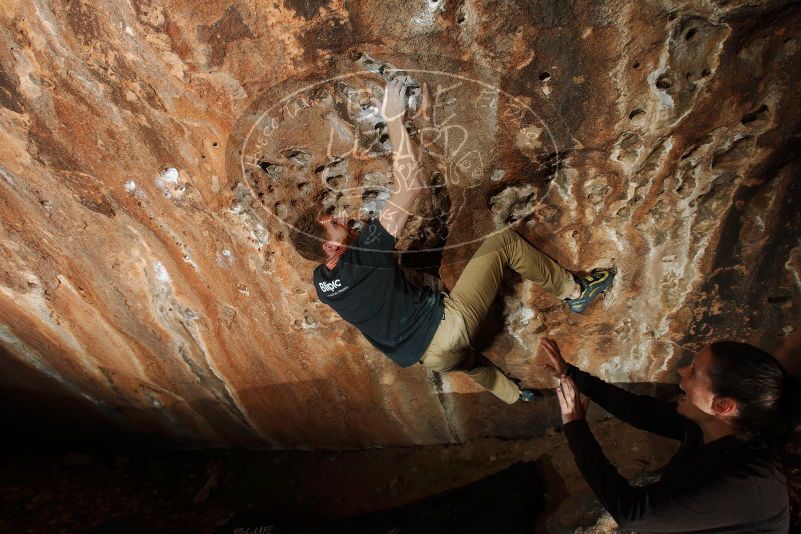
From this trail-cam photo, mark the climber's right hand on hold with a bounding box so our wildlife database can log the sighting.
[381,77,407,123]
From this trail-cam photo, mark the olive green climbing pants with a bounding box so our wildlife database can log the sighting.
[419,228,576,404]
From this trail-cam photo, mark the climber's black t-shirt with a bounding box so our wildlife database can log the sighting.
[313,219,444,367]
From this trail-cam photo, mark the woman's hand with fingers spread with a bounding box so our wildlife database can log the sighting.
[540,337,568,378]
[556,376,591,424]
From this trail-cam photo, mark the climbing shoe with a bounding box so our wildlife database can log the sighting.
[565,269,615,314]
[519,389,541,402]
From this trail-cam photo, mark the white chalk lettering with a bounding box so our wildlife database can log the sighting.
[318,279,342,293]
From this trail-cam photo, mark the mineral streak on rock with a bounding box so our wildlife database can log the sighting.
[0,0,800,448]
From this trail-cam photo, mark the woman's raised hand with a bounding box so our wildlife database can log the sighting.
[556,376,591,424]
[541,337,568,378]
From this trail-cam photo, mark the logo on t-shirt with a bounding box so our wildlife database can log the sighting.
[318,279,342,293]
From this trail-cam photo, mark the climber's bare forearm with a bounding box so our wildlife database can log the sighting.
[381,113,423,237]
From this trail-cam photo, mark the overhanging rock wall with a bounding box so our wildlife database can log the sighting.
[0,0,799,448]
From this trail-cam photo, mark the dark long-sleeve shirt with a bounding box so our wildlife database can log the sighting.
[564,364,790,533]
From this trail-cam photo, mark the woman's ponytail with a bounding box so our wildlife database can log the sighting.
[708,341,800,524]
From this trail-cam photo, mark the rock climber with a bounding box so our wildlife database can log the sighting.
[289,77,614,404]
[542,337,795,531]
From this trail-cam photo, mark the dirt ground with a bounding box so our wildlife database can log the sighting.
[0,416,677,533]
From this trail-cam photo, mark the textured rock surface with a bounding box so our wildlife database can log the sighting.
[0,0,800,448]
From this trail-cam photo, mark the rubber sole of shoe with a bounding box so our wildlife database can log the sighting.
[567,270,615,313]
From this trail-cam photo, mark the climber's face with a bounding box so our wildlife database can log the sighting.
[319,215,358,250]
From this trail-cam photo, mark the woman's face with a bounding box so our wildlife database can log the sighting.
[675,347,720,421]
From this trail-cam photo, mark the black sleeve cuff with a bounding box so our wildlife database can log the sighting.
[566,363,580,378]
[566,363,592,391]
[563,419,592,441]
[562,420,599,468]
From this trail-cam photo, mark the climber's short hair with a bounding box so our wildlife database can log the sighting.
[289,207,328,263]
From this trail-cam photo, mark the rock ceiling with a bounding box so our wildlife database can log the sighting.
[0,0,799,447]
